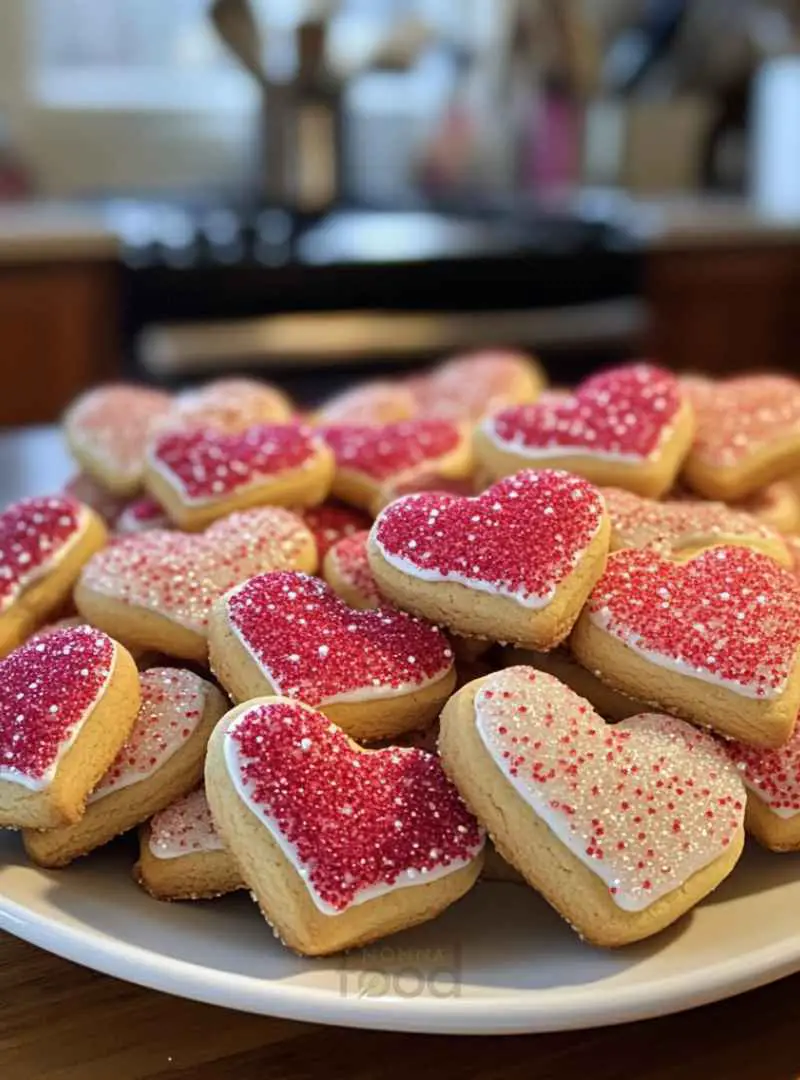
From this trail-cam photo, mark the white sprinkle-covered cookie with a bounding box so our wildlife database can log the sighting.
[439,666,746,946]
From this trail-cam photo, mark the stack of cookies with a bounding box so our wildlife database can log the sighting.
[3,356,800,956]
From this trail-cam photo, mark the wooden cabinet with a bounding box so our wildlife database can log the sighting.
[646,245,800,376]
[0,261,119,426]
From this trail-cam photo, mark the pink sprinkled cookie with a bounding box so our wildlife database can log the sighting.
[439,666,745,946]
[315,379,416,425]
[0,494,107,657]
[474,363,694,498]
[64,384,172,496]
[572,545,800,746]
[75,508,317,663]
[320,419,473,514]
[323,530,383,609]
[412,349,545,422]
[725,718,800,851]
[136,787,243,900]
[0,626,140,829]
[116,496,170,535]
[683,374,800,500]
[208,571,456,741]
[204,697,484,955]
[144,422,334,531]
[602,486,790,565]
[368,470,610,650]
[24,667,226,867]
[165,377,294,432]
[295,501,372,559]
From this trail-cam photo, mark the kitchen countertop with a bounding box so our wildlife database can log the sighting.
[0,202,118,264]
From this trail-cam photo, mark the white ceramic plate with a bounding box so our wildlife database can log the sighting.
[2,830,800,1034]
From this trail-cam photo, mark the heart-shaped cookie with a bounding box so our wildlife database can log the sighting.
[368,469,609,649]
[602,486,790,565]
[205,697,484,954]
[0,626,140,828]
[64,384,173,496]
[145,423,334,530]
[24,666,227,867]
[411,349,545,421]
[116,496,170,534]
[323,529,382,609]
[165,377,294,432]
[295,501,372,559]
[315,379,416,425]
[724,720,800,851]
[0,494,107,656]
[75,507,317,662]
[136,787,243,901]
[63,473,129,527]
[439,666,745,946]
[320,419,472,513]
[475,363,693,497]
[683,374,800,500]
[572,545,800,746]
[208,570,455,740]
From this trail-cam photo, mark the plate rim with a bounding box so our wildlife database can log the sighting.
[2,888,800,1035]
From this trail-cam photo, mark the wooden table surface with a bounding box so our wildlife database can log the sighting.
[2,427,800,1080]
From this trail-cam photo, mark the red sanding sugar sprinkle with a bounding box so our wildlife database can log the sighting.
[0,495,83,613]
[150,423,321,502]
[373,470,605,605]
[486,362,682,460]
[726,718,800,814]
[224,571,453,704]
[320,419,462,481]
[328,530,382,604]
[0,626,114,784]
[685,374,800,467]
[297,502,371,558]
[116,496,169,533]
[229,701,482,911]
[587,546,800,695]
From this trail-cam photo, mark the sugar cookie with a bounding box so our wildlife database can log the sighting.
[323,530,382,609]
[136,788,243,900]
[24,667,226,867]
[572,545,800,746]
[0,627,140,829]
[724,720,800,851]
[63,473,128,527]
[368,469,609,649]
[475,363,693,498]
[166,377,293,432]
[295,501,372,559]
[75,507,316,663]
[0,495,107,657]
[411,349,545,421]
[116,496,170,534]
[683,374,800,500]
[439,666,745,946]
[205,697,484,955]
[733,481,800,536]
[64,384,172,496]
[502,646,644,721]
[208,571,455,741]
[320,419,472,514]
[315,380,416,425]
[602,486,790,565]
[145,423,333,531]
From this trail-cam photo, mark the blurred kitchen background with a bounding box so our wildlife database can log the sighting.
[2,0,800,425]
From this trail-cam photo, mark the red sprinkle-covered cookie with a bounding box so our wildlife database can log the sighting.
[572,545,800,746]
[208,571,455,741]
[368,470,609,649]
[323,530,382,609]
[75,507,317,663]
[295,501,372,559]
[64,384,172,496]
[0,494,107,656]
[145,423,334,530]
[320,419,472,513]
[0,626,140,828]
[116,496,170,535]
[204,697,484,954]
[439,666,745,945]
[475,363,693,497]
[724,717,800,850]
[683,374,800,501]
[411,349,545,422]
